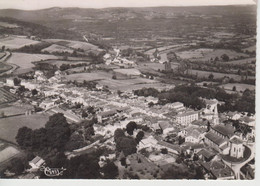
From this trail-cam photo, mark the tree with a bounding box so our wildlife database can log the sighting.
[161,148,168,154]
[221,54,229,62]
[16,127,33,149]
[101,161,119,179]
[232,86,236,91]
[8,158,28,175]
[31,89,38,96]
[126,121,137,135]
[208,73,214,80]
[45,113,71,150]
[13,77,21,86]
[112,74,117,79]
[81,110,88,118]
[135,131,144,143]
[1,45,5,52]
[114,128,125,143]
[117,137,137,156]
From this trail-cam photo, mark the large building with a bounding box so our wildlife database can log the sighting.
[175,111,199,125]
[204,124,244,158]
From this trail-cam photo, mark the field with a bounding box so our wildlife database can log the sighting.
[188,69,255,81]
[0,62,12,73]
[0,36,41,50]
[44,39,102,52]
[225,57,255,65]
[41,44,74,54]
[219,83,255,92]
[0,52,5,59]
[36,59,90,68]
[113,68,141,76]
[176,48,249,61]
[0,21,19,28]
[7,52,61,74]
[0,146,20,163]
[66,71,112,82]
[242,45,256,52]
[0,104,32,116]
[0,113,49,143]
[0,88,17,105]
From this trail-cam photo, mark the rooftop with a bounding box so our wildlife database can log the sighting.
[212,124,235,138]
[205,131,228,146]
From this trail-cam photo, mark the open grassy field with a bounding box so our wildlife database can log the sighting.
[0,36,41,50]
[225,57,255,65]
[176,48,249,61]
[36,59,90,68]
[219,83,255,92]
[0,52,5,59]
[0,62,12,73]
[44,39,102,52]
[242,45,256,52]
[7,52,60,74]
[0,146,20,163]
[188,69,255,81]
[66,71,112,82]
[0,113,49,143]
[113,68,141,76]
[41,44,74,54]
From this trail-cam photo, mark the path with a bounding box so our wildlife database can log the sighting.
[0,51,18,76]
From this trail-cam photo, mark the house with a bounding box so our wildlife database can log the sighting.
[165,102,185,111]
[197,148,217,162]
[158,121,174,134]
[97,110,117,123]
[146,96,158,104]
[200,158,235,180]
[175,111,199,125]
[39,100,55,110]
[5,78,14,87]
[200,98,219,125]
[50,107,81,123]
[20,80,38,90]
[226,111,241,120]
[138,136,158,150]
[239,117,255,127]
[29,156,45,169]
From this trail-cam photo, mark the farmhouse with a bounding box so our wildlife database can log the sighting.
[29,156,45,169]
[97,110,117,123]
[39,100,55,110]
[5,78,14,87]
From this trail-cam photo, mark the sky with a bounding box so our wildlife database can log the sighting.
[0,0,257,10]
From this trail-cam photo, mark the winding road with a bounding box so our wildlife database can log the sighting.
[0,51,18,76]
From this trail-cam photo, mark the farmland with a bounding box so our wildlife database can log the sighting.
[188,69,255,81]
[44,39,102,52]
[41,44,74,54]
[6,52,61,74]
[0,113,49,143]
[0,36,40,50]
[0,88,17,105]
[219,83,255,92]
[66,71,112,82]
[36,59,90,68]
[176,48,249,61]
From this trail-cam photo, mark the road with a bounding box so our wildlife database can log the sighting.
[0,51,18,76]
[223,143,255,179]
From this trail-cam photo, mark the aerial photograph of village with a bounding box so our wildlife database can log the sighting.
[0,0,257,180]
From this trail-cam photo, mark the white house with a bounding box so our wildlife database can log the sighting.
[29,156,45,169]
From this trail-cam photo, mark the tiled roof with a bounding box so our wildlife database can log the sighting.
[205,131,227,146]
[212,124,235,138]
[230,136,243,144]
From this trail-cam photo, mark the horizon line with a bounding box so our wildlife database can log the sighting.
[0,4,256,11]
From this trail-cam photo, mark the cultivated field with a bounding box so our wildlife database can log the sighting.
[113,68,141,76]
[44,39,102,52]
[242,45,256,52]
[41,44,74,54]
[7,52,60,74]
[219,83,255,92]
[225,57,255,65]
[66,71,112,82]
[188,69,255,81]
[0,113,49,143]
[176,48,249,61]
[0,146,20,164]
[36,59,90,68]
[0,36,40,50]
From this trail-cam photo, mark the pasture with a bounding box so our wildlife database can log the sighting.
[36,59,90,68]
[219,83,255,92]
[225,57,255,65]
[66,71,112,82]
[188,69,255,81]
[7,52,60,74]
[41,44,74,54]
[0,36,40,50]
[44,39,102,52]
[176,48,249,61]
[0,113,49,143]
[113,68,141,76]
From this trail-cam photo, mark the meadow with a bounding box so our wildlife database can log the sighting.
[36,59,90,68]
[0,113,49,143]
[6,52,60,74]
[0,36,40,50]
[41,44,74,54]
